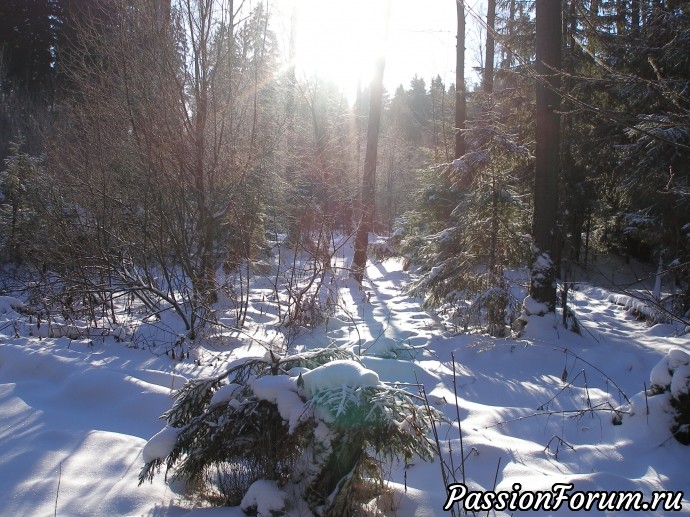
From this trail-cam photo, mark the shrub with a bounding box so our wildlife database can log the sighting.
[139,347,437,514]
[649,348,690,445]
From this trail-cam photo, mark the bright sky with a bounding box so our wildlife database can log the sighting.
[271,0,485,101]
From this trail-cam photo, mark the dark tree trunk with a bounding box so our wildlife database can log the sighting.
[352,4,389,284]
[529,0,562,313]
[483,0,496,94]
[588,0,600,55]
[454,0,466,159]
[561,0,582,265]
[313,434,364,514]
[441,80,450,161]
[432,85,439,161]
[616,0,627,34]
[485,0,498,280]
[631,0,640,32]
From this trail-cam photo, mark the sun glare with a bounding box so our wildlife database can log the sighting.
[273,0,459,102]
[292,0,389,100]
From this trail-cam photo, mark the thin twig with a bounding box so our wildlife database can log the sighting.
[488,456,502,517]
[451,352,466,486]
[483,404,631,430]
[54,461,62,517]
[644,381,650,425]
[416,372,456,517]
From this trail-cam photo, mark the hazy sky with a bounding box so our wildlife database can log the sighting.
[271,0,485,100]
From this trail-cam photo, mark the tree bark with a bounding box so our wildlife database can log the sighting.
[454,0,466,159]
[631,0,640,32]
[529,0,562,313]
[616,0,627,35]
[483,0,496,94]
[352,2,389,284]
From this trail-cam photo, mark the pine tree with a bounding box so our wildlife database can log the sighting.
[0,139,46,263]
[0,0,60,94]
[139,348,436,513]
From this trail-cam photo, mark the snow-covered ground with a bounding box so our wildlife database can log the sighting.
[1,241,689,516]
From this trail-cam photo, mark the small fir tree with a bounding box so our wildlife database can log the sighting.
[139,347,437,514]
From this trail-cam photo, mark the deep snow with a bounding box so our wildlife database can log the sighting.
[0,242,689,516]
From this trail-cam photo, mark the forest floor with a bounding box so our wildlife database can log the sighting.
[0,239,689,516]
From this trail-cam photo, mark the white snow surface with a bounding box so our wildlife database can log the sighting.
[209,382,242,406]
[651,348,690,398]
[300,359,381,397]
[240,479,286,516]
[143,426,180,463]
[522,294,549,316]
[248,374,306,432]
[0,295,24,313]
[0,244,690,516]
[608,292,660,321]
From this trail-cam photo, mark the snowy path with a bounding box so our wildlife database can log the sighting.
[349,258,440,354]
[335,259,690,516]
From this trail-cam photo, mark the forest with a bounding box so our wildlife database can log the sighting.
[0,0,689,516]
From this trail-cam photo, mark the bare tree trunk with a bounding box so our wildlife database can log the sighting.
[454,0,466,159]
[653,254,663,301]
[588,0,600,56]
[616,0,627,35]
[483,0,496,94]
[352,2,390,284]
[500,0,517,121]
[432,86,439,162]
[441,81,450,162]
[631,0,640,32]
[489,173,499,278]
[188,0,218,334]
[561,0,585,265]
[285,0,298,244]
[529,0,562,313]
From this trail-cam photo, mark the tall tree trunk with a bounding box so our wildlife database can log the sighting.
[193,2,216,317]
[616,0,627,34]
[529,0,562,313]
[588,0,600,56]
[489,174,499,278]
[483,0,497,282]
[454,0,466,159]
[501,0,517,120]
[432,86,439,162]
[562,0,584,264]
[285,0,300,245]
[352,2,390,284]
[441,81,450,161]
[483,0,496,94]
[631,0,640,32]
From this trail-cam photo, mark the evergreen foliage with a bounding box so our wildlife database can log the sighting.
[391,0,690,329]
[0,0,60,93]
[139,347,437,514]
[649,348,690,445]
[400,101,532,335]
[0,140,47,263]
[397,37,535,333]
